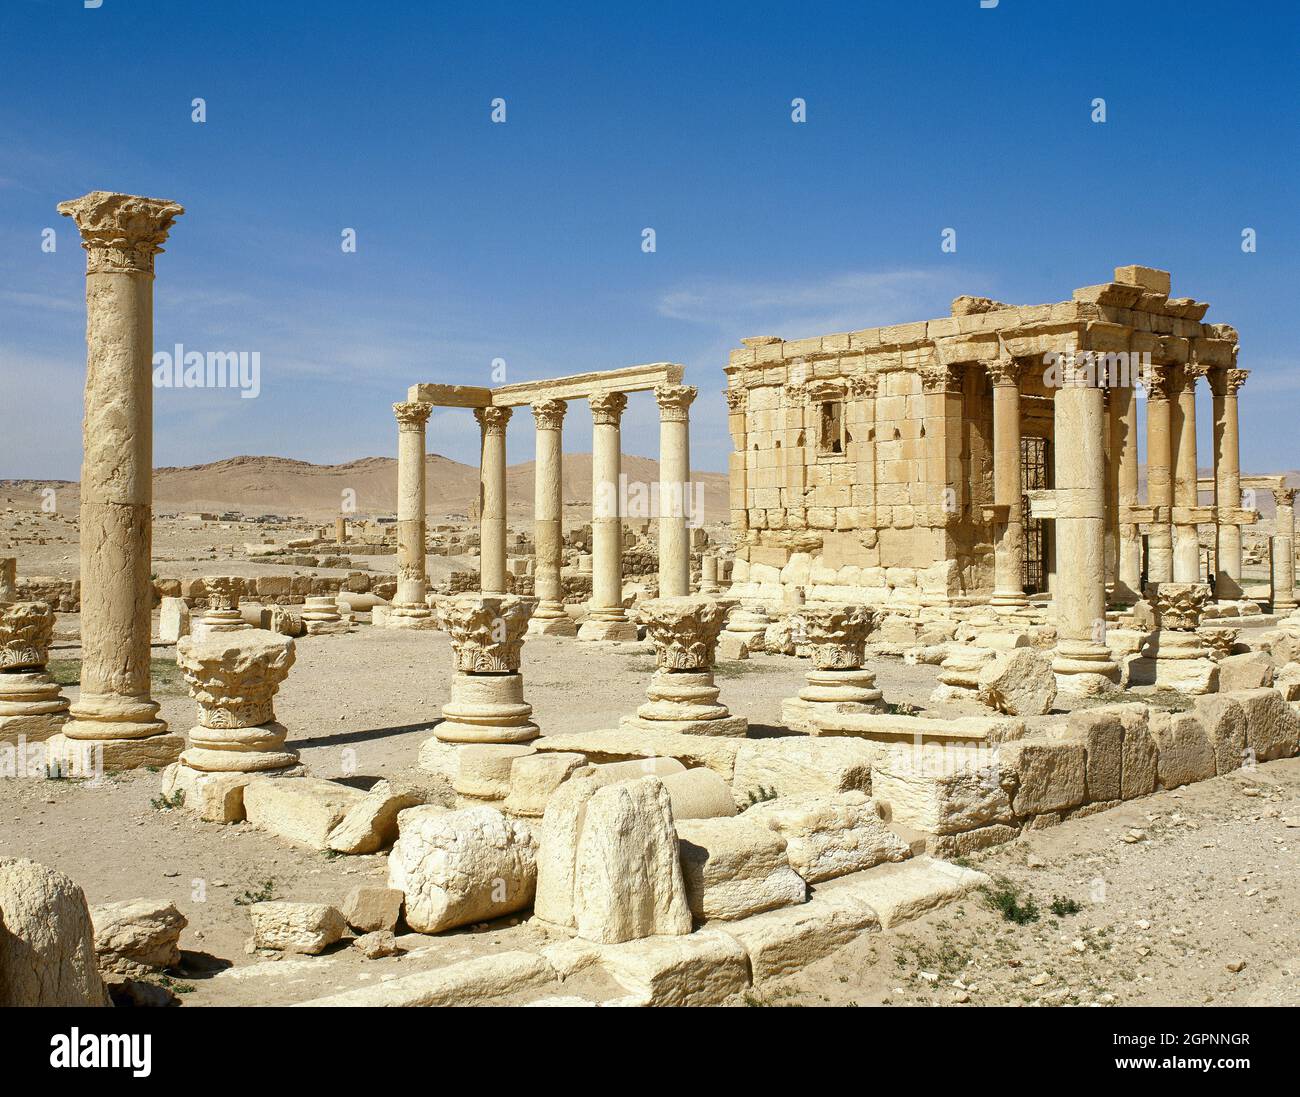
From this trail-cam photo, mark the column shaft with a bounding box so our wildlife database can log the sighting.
[1274,490,1297,612]
[1112,381,1142,601]
[989,361,1027,607]
[475,406,511,594]
[655,384,697,598]
[1144,367,1174,584]
[1212,368,1248,599]
[529,399,575,635]
[1172,364,1204,582]
[579,392,635,641]
[394,402,432,610]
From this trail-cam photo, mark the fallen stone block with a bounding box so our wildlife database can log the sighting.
[1275,663,1300,702]
[1217,651,1274,692]
[927,823,1020,859]
[816,856,990,930]
[340,886,403,933]
[243,776,368,849]
[455,743,537,802]
[731,736,875,809]
[504,752,587,817]
[659,768,737,820]
[326,774,455,854]
[1193,694,1248,775]
[1232,687,1300,762]
[676,816,807,922]
[1058,709,1123,802]
[90,898,187,976]
[248,901,346,955]
[535,728,741,778]
[594,928,750,1006]
[994,738,1086,818]
[744,791,911,882]
[297,950,556,1006]
[869,743,1012,835]
[388,805,537,934]
[1151,711,1216,789]
[717,633,750,661]
[1089,702,1159,800]
[353,929,401,959]
[977,648,1057,716]
[713,885,878,983]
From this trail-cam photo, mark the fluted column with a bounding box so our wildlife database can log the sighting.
[1212,367,1248,600]
[578,391,636,641]
[529,398,575,636]
[1112,379,1142,603]
[1172,362,1207,583]
[1273,487,1297,613]
[475,406,511,594]
[1051,360,1119,694]
[988,358,1027,608]
[393,401,434,622]
[54,191,185,770]
[655,383,697,598]
[1143,365,1174,585]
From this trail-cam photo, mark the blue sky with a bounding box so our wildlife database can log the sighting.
[1,0,1296,480]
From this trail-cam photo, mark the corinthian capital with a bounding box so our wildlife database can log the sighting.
[723,387,748,412]
[1139,363,1172,402]
[654,383,697,422]
[1224,367,1249,395]
[985,357,1024,388]
[57,190,185,275]
[0,601,55,670]
[394,401,434,430]
[589,390,628,426]
[531,398,567,431]
[474,405,513,437]
[437,594,533,673]
[918,361,961,394]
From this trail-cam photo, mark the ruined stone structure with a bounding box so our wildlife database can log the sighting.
[724,267,1256,632]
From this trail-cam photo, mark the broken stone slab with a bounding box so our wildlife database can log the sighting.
[743,791,912,883]
[814,856,990,930]
[712,882,879,983]
[242,776,368,849]
[247,901,346,955]
[573,777,692,944]
[731,736,875,809]
[1231,687,1300,762]
[1150,711,1216,789]
[993,737,1087,818]
[504,751,588,817]
[340,886,403,934]
[534,727,741,778]
[388,805,537,934]
[1054,709,1124,802]
[676,816,807,922]
[158,596,191,643]
[1088,702,1158,800]
[158,759,305,823]
[868,743,1013,835]
[593,928,750,1006]
[326,773,456,854]
[977,648,1058,716]
[1275,663,1300,702]
[1193,694,1249,775]
[927,823,1021,859]
[90,898,187,976]
[0,857,109,1006]
[805,711,1027,744]
[354,930,402,959]
[296,950,557,1007]
[1217,652,1274,692]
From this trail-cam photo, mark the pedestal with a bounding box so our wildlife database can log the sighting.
[0,602,69,746]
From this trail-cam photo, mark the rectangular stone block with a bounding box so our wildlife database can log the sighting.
[815,856,989,930]
[869,745,1012,835]
[676,817,807,922]
[993,738,1086,818]
[1150,711,1216,789]
[595,929,750,1006]
[1060,709,1123,802]
[731,737,875,808]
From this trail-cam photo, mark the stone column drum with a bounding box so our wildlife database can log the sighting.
[620,596,747,737]
[1112,380,1142,603]
[174,630,300,772]
[390,400,436,627]
[0,602,70,746]
[1273,488,1298,614]
[1051,363,1120,695]
[529,399,576,636]
[781,605,883,733]
[1128,583,1218,694]
[699,554,720,594]
[475,406,511,595]
[655,383,697,599]
[53,191,186,769]
[578,392,636,641]
[0,558,16,602]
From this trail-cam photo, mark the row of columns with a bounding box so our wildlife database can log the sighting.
[392,383,699,639]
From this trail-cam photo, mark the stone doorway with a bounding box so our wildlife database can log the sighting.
[1021,435,1050,593]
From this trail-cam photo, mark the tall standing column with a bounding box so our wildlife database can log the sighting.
[578,391,636,641]
[1172,363,1206,583]
[54,191,186,771]
[475,406,511,594]
[655,383,697,598]
[1143,365,1174,585]
[988,358,1027,608]
[1051,360,1119,695]
[529,399,575,636]
[1211,367,1248,601]
[1111,378,1142,602]
[390,401,435,626]
[1273,487,1297,613]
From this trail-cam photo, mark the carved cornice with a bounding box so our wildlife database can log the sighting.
[474,405,513,436]
[589,390,628,426]
[393,401,434,430]
[654,383,697,423]
[56,191,184,275]
[530,398,567,431]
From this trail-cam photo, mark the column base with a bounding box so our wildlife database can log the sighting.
[990,589,1030,608]
[0,669,70,745]
[62,693,167,741]
[161,761,306,823]
[528,615,577,637]
[44,731,185,774]
[1127,629,1220,694]
[436,672,540,744]
[180,720,300,773]
[1051,641,1120,696]
[781,692,885,735]
[618,713,749,738]
[452,743,536,803]
[376,604,439,630]
[577,619,638,642]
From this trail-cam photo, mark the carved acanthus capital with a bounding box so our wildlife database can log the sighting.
[474,405,513,437]
[1144,582,1210,631]
[530,398,567,431]
[635,596,727,670]
[1182,360,1211,386]
[723,387,748,412]
[176,629,296,729]
[1275,487,1299,509]
[1218,367,1249,397]
[438,594,533,673]
[0,601,55,670]
[589,390,628,426]
[847,373,879,399]
[56,191,184,276]
[654,383,697,422]
[201,576,242,612]
[918,361,962,395]
[790,604,874,669]
[1139,363,1172,402]
[394,401,434,430]
[985,357,1024,388]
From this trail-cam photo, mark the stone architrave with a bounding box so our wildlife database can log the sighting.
[389,401,436,628]
[435,594,539,746]
[51,191,186,770]
[529,399,576,636]
[578,391,637,641]
[781,605,884,733]
[619,596,747,737]
[655,383,697,599]
[0,601,70,746]
[1128,583,1218,694]
[174,629,299,772]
